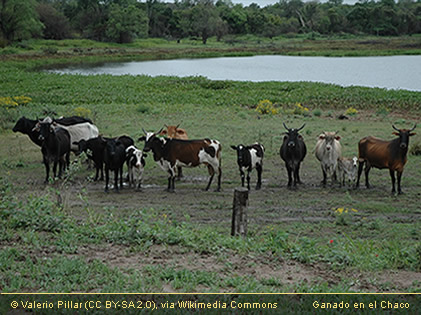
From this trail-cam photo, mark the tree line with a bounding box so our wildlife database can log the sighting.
[1,0,421,46]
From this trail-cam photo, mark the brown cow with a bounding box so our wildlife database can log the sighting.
[356,125,416,194]
[160,124,188,178]
[139,129,221,192]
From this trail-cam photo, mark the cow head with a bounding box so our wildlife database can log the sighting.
[138,128,165,153]
[283,123,305,148]
[38,122,55,141]
[392,125,416,150]
[160,124,187,139]
[12,117,27,133]
[231,144,248,165]
[126,145,146,168]
[318,132,341,151]
[105,139,123,157]
[73,139,87,153]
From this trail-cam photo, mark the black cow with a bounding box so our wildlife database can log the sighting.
[38,122,71,183]
[75,135,134,181]
[231,143,264,190]
[280,123,307,188]
[103,138,127,192]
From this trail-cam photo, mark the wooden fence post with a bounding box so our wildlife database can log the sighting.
[231,187,248,237]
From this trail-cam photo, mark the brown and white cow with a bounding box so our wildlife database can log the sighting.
[315,131,342,186]
[356,125,416,194]
[160,124,188,178]
[139,129,221,192]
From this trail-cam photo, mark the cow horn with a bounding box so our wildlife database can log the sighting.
[297,123,306,131]
[164,124,168,128]
[176,123,181,129]
[142,128,147,135]
[156,127,163,135]
[410,124,417,132]
[283,123,290,131]
[392,125,400,132]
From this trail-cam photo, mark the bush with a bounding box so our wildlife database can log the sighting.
[345,106,358,116]
[255,100,278,115]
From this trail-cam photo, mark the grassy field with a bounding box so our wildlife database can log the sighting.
[0,39,421,294]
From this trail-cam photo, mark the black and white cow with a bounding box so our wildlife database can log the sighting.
[230,143,264,190]
[126,145,146,190]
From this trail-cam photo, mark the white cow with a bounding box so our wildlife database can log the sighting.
[315,131,342,186]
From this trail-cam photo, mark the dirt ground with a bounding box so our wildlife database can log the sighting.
[4,133,421,292]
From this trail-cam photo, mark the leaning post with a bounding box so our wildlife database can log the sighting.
[231,187,249,237]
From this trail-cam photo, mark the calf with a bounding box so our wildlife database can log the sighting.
[139,129,221,192]
[315,132,342,186]
[103,138,126,192]
[338,156,358,187]
[126,145,147,190]
[74,135,134,181]
[280,123,307,188]
[38,122,71,183]
[159,124,188,178]
[356,125,416,194]
[231,143,264,190]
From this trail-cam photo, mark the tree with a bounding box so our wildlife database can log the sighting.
[106,2,148,43]
[36,2,71,40]
[190,2,223,44]
[0,0,43,42]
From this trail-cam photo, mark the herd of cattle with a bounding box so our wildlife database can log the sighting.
[12,116,416,195]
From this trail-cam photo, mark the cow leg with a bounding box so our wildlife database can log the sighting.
[296,163,303,184]
[321,166,327,186]
[205,165,215,191]
[397,170,403,195]
[43,157,50,183]
[177,166,183,180]
[99,162,104,181]
[356,161,364,188]
[94,166,99,181]
[216,166,221,192]
[114,169,119,192]
[246,170,251,191]
[53,159,58,179]
[104,167,109,192]
[127,166,132,188]
[364,164,371,189]
[389,169,396,194]
[256,164,262,190]
[119,165,123,189]
[286,164,292,187]
[293,166,300,187]
[240,168,245,187]
[58,157,64,178]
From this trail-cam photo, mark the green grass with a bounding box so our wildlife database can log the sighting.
[0,43,420,293]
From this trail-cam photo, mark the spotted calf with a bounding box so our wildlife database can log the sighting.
[231,143,264,190]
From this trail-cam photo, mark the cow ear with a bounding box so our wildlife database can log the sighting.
[318,135,325,140]
[176,129,185,135]
[161,129,167,135]
[298,135,303,140]
[409,132,416,136]
[230,145,237,151]
[335,135,341,140]
[143,152,147,158]
[138,136,146,142]
[392,132,400,136]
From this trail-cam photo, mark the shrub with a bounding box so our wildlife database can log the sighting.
[72,106,92,118]
[410,141,421,156]
[313,108,322,117]
[293,102,310,116]
[255,100,278,115]
[345,106,358,116]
